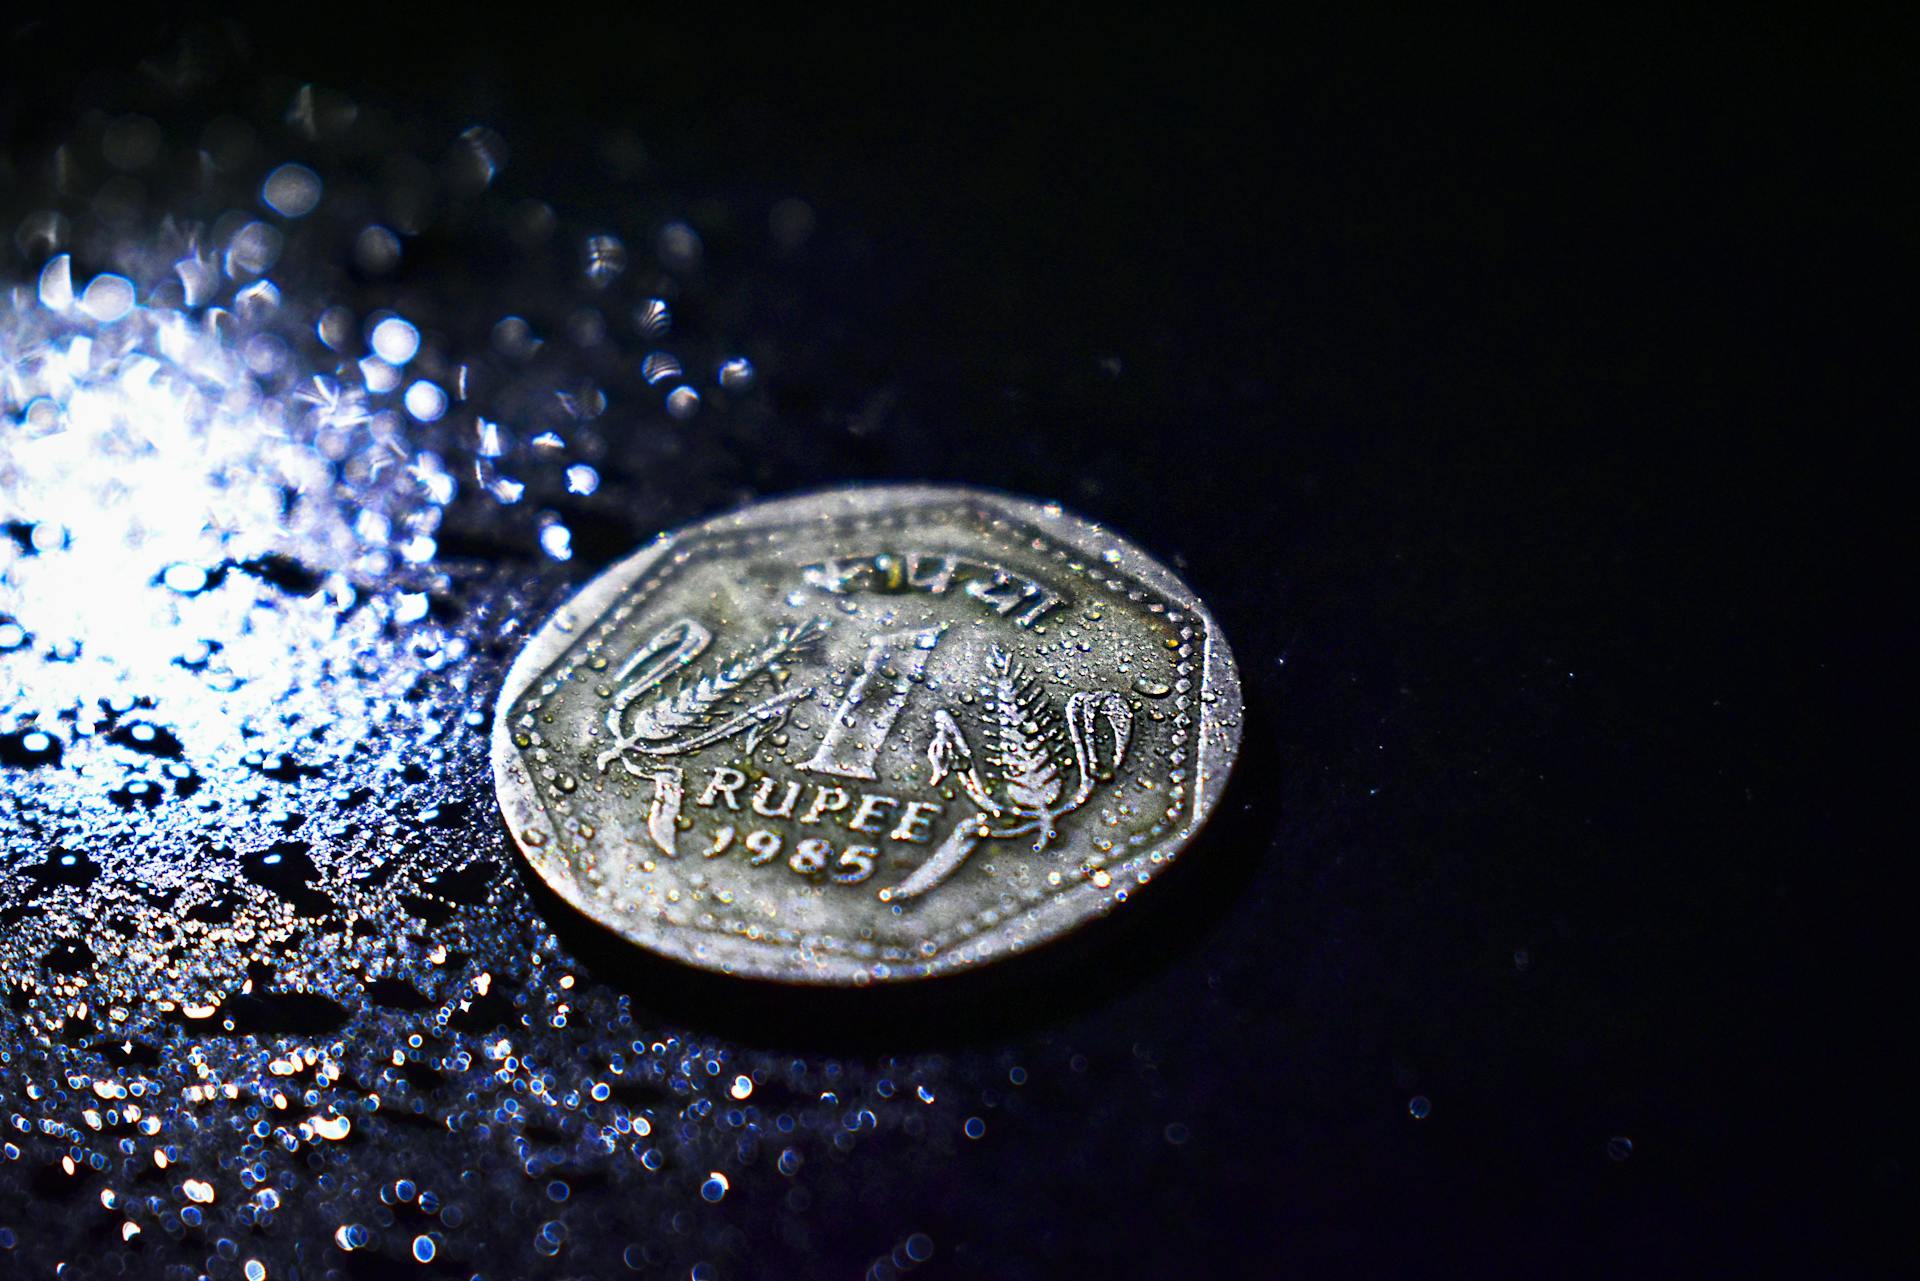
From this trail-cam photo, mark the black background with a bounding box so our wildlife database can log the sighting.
[5,9,1912,1277]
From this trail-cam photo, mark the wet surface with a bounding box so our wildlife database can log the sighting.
[1,12,1910,1279]
[0,29,1008,1279]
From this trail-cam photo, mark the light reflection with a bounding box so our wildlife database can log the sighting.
[403,380,447,422]
[583,233,626,285]
[717,356,755,391]
[37,254,73,310]
[260,164,322,218]
[666,385,700,419]
[641,351,681,384]
[353,225,401,275]
[369,316,419,365]
[635,297,671,338]
[657,221,703,271]
[475,418,506,457]
[224,221,282,276]
[79,274,136,323]
[358,355,401,392]
[0,84,799,1275]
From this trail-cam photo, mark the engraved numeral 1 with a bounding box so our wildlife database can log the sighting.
[799,626,943,780]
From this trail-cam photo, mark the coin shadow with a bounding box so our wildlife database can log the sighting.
[511,698,1279,1056]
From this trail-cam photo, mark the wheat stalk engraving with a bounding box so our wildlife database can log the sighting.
[983,649,1072,849]
[885,647,1133,901]
[596,616,828,774]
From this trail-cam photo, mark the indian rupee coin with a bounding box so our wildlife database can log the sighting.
[492,485,1243,983]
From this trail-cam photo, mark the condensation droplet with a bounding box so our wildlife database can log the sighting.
[584,234,627,286]
[404,380,447,422]
[717,357,755,391]
[371,316,420,365]
[162,564,209,594]
[666,386,700,420]
[355,225,401,274]
[261,163,322,217]
[79,274,136,323]
[37,254,73,310]
[636,298,671,338]
[657,221,702,271]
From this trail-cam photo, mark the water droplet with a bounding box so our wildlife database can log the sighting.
[225,221,283,276]
[79,274,137,323]
[162,564,210,594]
[658,221,702,270]
[493,315,537,358]
[641,352,682,385]
[261,164,322,217]
[451,125,507,190]
[1408,1095,1431,1120]
[37,254,72,310]
[584,234,627,285]
[636,298,671,338]
[404,380,447,422]
[717,357,755,391]
[371,316,420,365]
[666,386,700,419]
[355,225,401,274]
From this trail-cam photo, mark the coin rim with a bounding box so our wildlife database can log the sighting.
[491,483,1243,984]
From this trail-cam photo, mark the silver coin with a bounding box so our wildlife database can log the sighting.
[491,485,1243,984]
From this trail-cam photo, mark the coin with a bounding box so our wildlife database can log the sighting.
[491,485,1243,984]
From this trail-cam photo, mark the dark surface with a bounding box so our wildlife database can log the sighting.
[2,10,1909,1278]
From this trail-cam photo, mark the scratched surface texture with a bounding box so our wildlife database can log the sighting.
[0,12,1906,1280]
